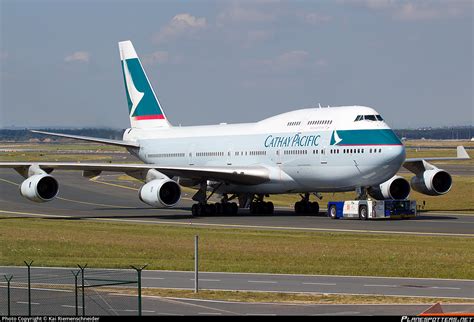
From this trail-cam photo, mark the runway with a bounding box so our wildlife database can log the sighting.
[1,168,473,314]
[1,266,473,300]
[1,266,473,316]
[0,169,473,237]
[2,286,472,316]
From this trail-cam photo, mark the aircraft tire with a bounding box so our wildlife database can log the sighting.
[266,202,274,215]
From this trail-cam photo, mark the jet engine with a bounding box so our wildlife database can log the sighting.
[410,169,452,196]
[139,178,181,208]
[368,175,410,200]
[20,174,59,202]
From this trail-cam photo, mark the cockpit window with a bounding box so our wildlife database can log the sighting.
[364,115,377,121]
[354,114,384,122]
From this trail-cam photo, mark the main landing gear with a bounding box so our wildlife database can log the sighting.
[191,182,238,216]
[249,194,274,215]
[294,193,320,215]
[191,202,238,216]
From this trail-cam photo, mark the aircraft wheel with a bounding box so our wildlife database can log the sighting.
[215,203,223,215]
[208,204,216,215]
[249,202,257,215]
[310,202,319,215]
[294,201,302,214]
[231,202,238,215]
[266,202,274,215]
[191,204,199,216]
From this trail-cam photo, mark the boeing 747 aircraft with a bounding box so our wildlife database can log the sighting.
[0,41,470,216]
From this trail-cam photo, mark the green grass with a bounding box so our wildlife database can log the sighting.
[0,217,472,279]
[404,140,474,148]
[405,148,473,166]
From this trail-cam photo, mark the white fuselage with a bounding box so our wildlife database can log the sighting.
[123,106,406,194]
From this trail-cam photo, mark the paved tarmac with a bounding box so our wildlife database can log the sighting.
[2,285,473,316]
[0,162,473,316]
[1,266,473,300]
[1,169,473,237]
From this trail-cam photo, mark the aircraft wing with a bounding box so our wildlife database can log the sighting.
[0,162,270,185]
[30,130,139,148]
[403,146,470,174]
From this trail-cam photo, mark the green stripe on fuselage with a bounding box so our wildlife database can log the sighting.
[331,129,402,146]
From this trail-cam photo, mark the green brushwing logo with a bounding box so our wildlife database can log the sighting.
[121,58,164,118]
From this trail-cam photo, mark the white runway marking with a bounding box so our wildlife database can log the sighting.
[248,280,278,284]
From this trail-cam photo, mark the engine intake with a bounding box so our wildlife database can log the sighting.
[411,169,452,196]
[20,174,59,202]
[368,175,410,200]
[139,179,181,208]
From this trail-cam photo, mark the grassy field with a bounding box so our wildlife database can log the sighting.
[0,217,472,280]
[404,140,474,148]
[405,148,473,166]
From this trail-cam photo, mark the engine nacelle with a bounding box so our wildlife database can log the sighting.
[20,174,59,202]
[368,175,411,200]
[410,169,452,196]
[139,179,181,208]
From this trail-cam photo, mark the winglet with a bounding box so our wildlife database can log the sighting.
[457,146,470,159]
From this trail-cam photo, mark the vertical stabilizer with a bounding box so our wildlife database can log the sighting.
[119,40,171,128]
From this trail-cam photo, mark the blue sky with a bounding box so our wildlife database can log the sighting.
[0,0,472,129]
